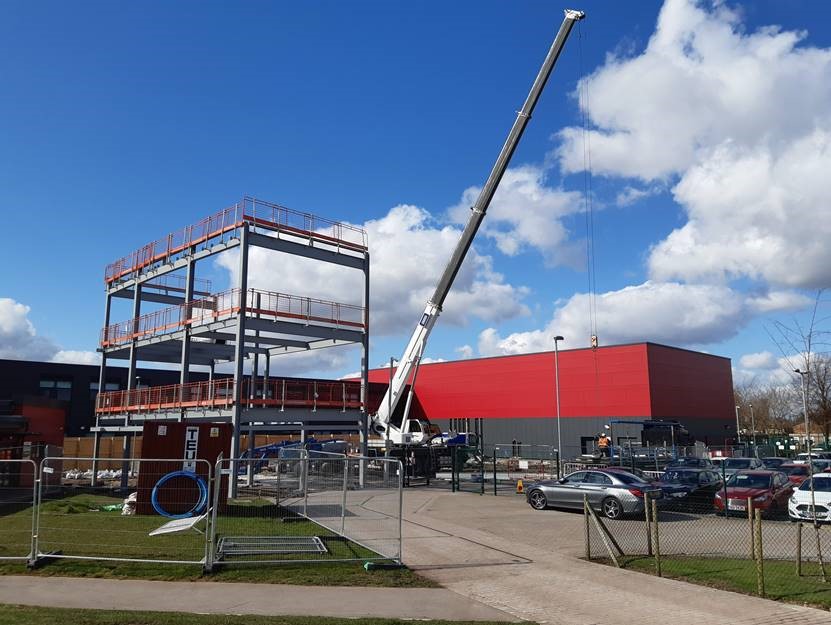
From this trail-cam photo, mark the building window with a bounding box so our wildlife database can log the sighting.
[39,379,72,402]
[89,382,119,404]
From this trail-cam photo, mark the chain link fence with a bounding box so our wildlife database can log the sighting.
[585,478,831,606]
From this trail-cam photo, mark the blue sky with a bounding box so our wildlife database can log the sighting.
[2,0,831,384]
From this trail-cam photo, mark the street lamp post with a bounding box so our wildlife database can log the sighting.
[734,405,740,447]
[553,336,564,478]
[748,402,756,457]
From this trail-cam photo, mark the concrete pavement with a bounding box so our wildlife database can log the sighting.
[399,489,830,624]
[0,575,518,622]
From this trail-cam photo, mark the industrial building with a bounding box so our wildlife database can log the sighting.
[365,342,736,457]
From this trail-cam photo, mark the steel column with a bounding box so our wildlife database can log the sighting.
[230,225,249,498]
[179,258,196,386]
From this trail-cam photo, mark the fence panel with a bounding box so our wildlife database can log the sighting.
[489,444,559,495]
[35,457,211,565]
[341,456,402,561]
[0,459,37,561]
[210,453,402,568]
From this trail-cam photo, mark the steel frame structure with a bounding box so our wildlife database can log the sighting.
[92,196,370,495]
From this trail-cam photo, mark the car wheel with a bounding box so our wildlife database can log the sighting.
[528,490,548,510]
[602,497,623,520]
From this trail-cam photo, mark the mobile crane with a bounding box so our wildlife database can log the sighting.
[370,9,586,446]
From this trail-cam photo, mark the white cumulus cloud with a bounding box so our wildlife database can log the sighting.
[448,165,583,266]
[0,298,99,364]
[557,0,831,181]
[218,203,530,337]
[739,351,776,370]
[478,281,749,356]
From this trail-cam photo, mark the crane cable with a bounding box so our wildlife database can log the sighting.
[577,20,605,420]
[578,20,598,347]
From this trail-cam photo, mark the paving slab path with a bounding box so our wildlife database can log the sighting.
[400,489,831,625]
[0,575,517,622]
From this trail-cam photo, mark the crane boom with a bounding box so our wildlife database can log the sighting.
[371,9,585,444]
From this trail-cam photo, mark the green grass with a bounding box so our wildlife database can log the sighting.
[615,555,831,609]
[0,605,520,625]
[0,494,433,588]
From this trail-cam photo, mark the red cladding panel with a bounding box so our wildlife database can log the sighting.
[20,404,65,447]
[367,344,653,420]
[646,344,734,421]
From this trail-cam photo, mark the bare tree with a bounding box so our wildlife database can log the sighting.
[767,290,831,446]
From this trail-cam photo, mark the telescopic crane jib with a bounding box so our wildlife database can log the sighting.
[370,9,586,445]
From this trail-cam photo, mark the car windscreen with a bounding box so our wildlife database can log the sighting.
[799,477,831,492]
[725,459,752,469]
[662,470,698,484]
[726,473,770,489]
[763,459,785,467]
[785,466,808,476]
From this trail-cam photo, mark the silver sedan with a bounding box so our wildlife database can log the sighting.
[526,469,661,519]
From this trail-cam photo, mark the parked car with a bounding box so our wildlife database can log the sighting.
[788,472,831,523]
[526,469,662,519]
[721,457,765,477]
[780,463,812,485]
[813,459,831,473]
[665,457,714,470]
[760,457,789,470]
[713,470,793,516]
[603,466,659,484]
[793,452,828,465]
[656,468,722,511]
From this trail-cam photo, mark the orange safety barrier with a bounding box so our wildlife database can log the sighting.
[100,287,366,348]
[104,197,368,284]
[95,378,362,415]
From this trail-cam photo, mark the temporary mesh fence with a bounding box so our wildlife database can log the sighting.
[8,453,402,571]
[488,444,559,495]
[585,475,831,604]
[210,453,402,568]
[35,457,212,565]
[0,459,37,561]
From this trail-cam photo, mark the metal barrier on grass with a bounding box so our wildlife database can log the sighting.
[34,456,212,566]
[209,453,402,569]
[0,459,38,561]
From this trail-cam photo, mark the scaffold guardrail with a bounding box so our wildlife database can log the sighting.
[145,274,212,296]
[95,378,363,415]
[104,197,368,284]
[100,287,366,348]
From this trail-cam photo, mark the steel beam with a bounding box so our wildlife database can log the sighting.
[107,238,241,296]
[247,231,366,270]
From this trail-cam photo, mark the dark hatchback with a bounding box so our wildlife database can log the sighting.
[665,457,714,470]
[656,468,723,511]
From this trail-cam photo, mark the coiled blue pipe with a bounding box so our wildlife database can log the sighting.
[151,470,208,519]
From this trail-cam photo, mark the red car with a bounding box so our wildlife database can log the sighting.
[780,463,811,485]
[713,470,793,516]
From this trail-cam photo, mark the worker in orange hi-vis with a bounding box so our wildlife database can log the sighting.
[597,433,610,458]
